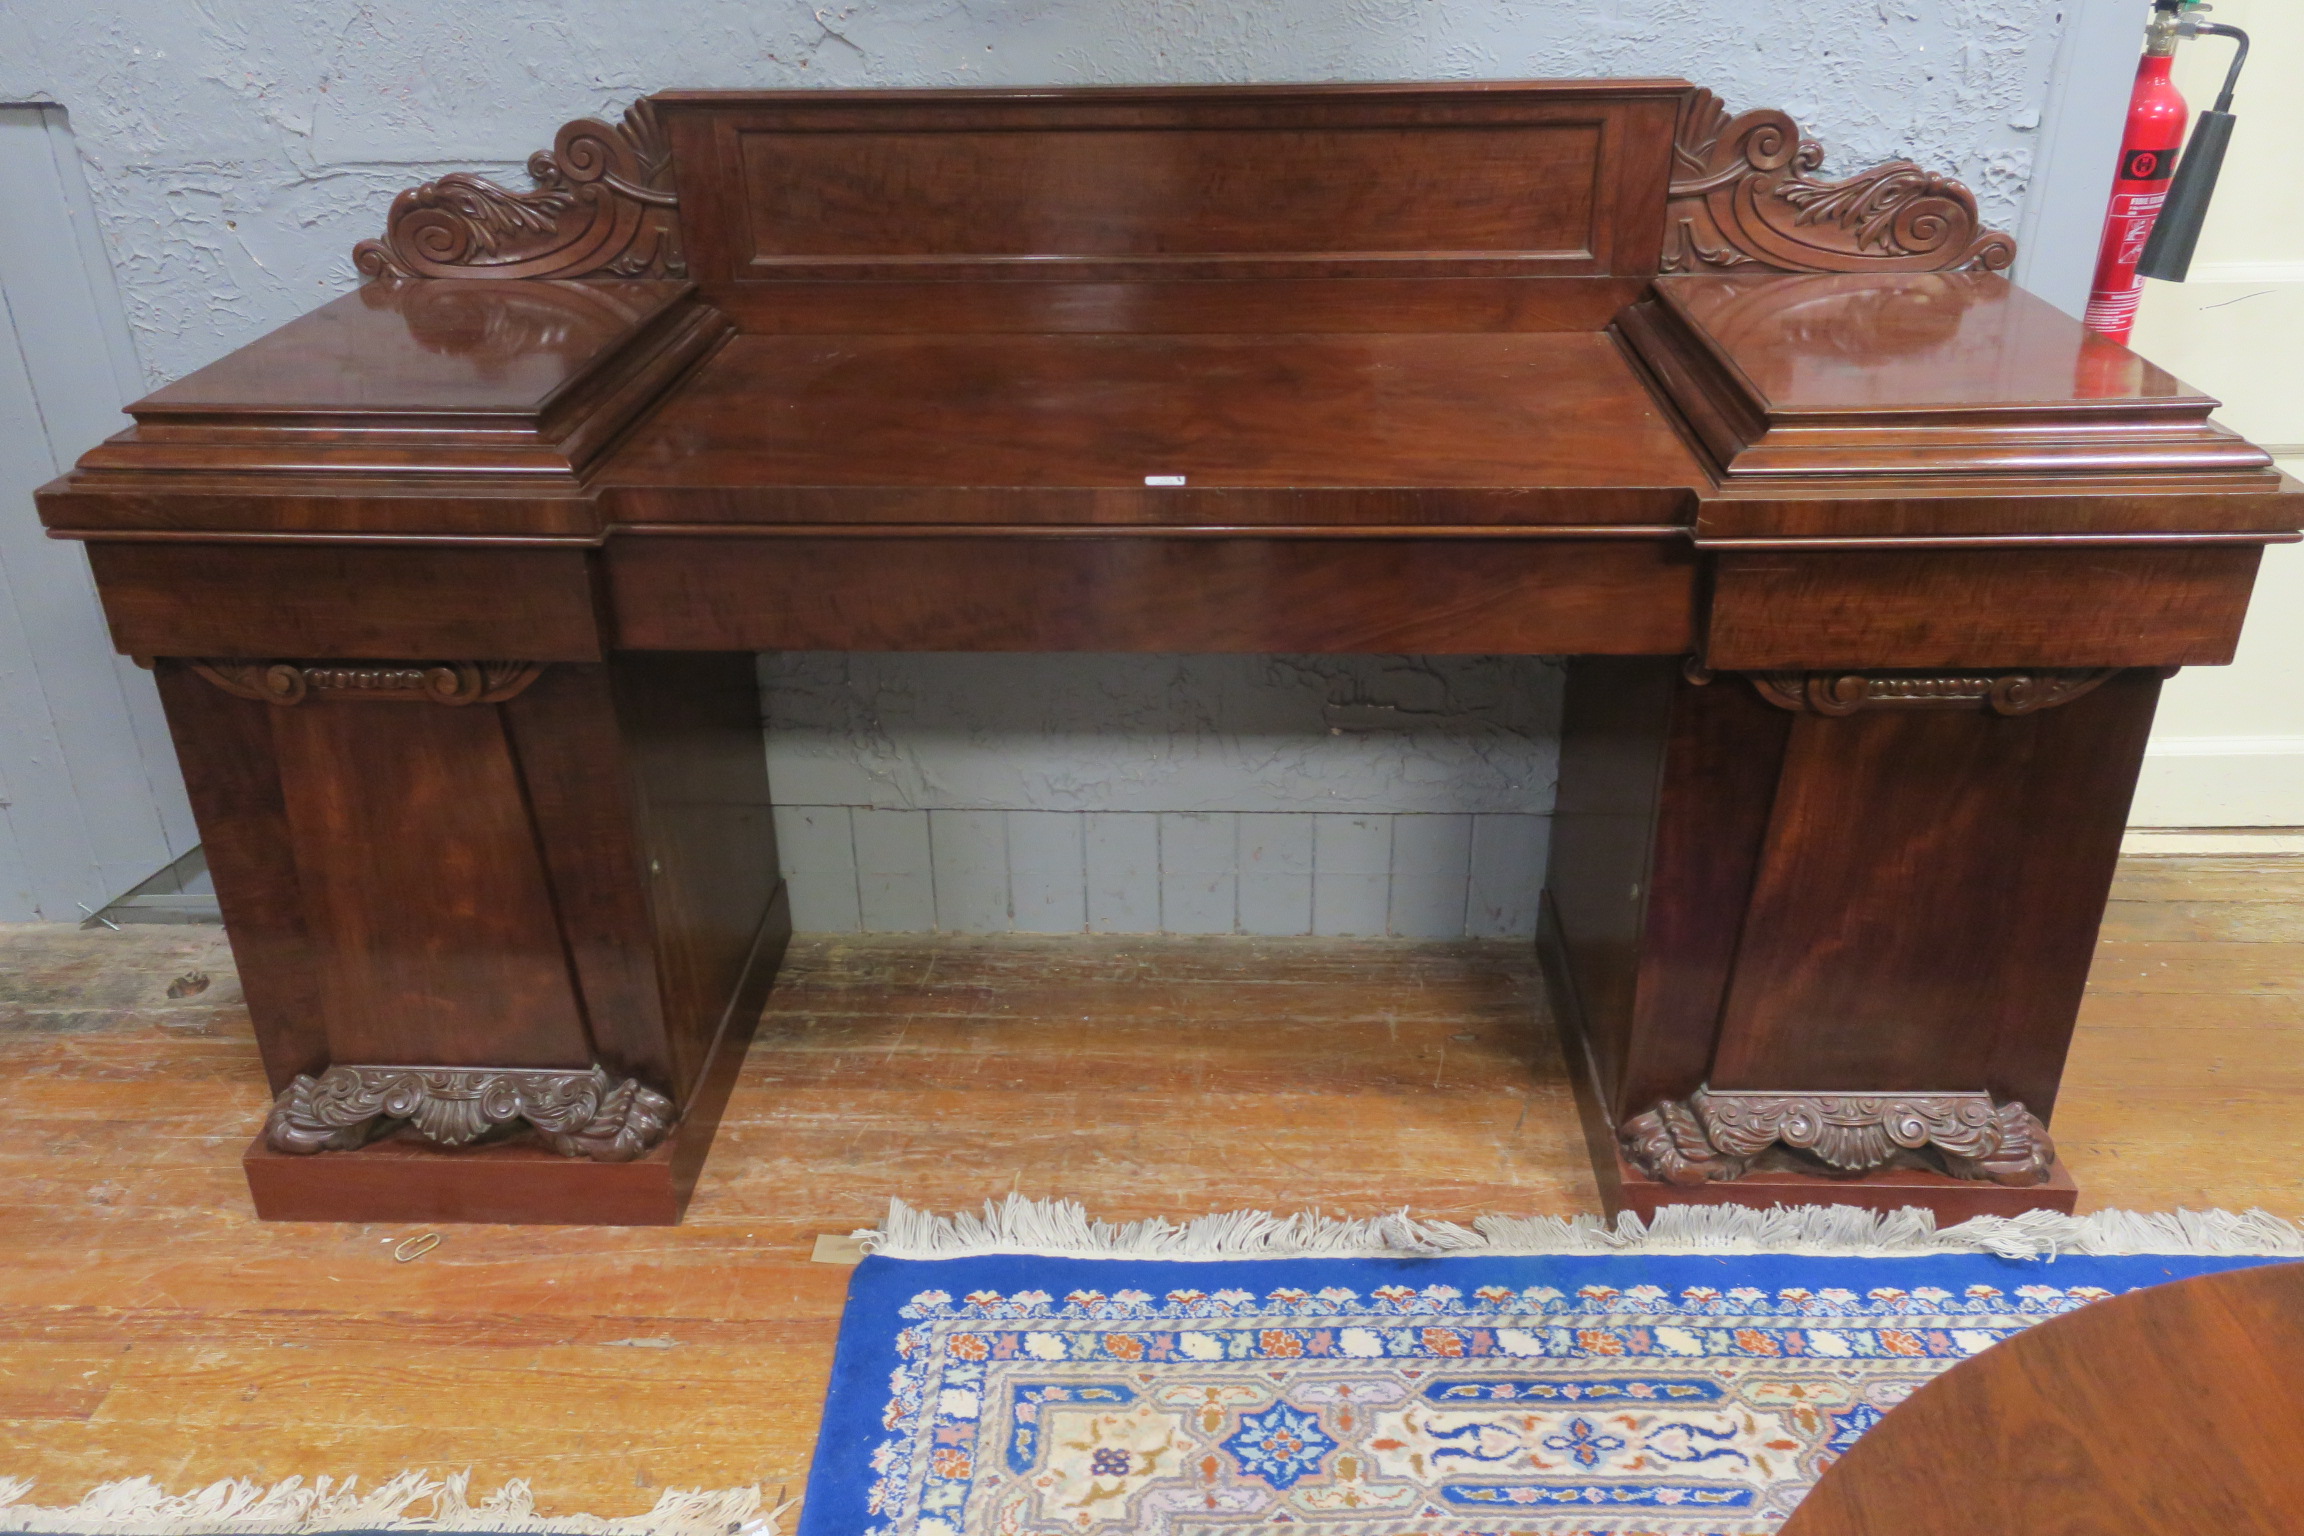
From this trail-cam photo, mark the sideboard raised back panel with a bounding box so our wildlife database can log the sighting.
[657,84,1685,328]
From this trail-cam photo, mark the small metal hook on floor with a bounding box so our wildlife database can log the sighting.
[393,1231,441,1263]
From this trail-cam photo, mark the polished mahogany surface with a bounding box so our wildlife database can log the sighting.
[53,278,728,503]
[604,535,1699,655]
[1781,1261,2304,1536]
[659,82,1686,287]
[133,280,694,416]
[1625,271,2289,496]
[1705,545,2262,669]
[1670,270,2202,412]
[86,544,606,661]
[601,331,1708,524]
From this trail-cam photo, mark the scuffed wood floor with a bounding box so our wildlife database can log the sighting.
[0,855,2297,1518]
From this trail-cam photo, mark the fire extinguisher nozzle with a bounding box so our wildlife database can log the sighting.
[2137,109,2235,283]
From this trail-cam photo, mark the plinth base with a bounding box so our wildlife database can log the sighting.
[1540,896,2081,1225]
[246,1121,700,1226]
[244,900,784,1225]
[1597,1143,2079,1224]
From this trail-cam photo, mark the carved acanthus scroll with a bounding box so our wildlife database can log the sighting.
[266,1065,676,1161]
[189,660,544,706]
[1663,89,2016,275]
[1747,669,2117,717]
[1621,1087,2054,1187]
[353,101,682,281]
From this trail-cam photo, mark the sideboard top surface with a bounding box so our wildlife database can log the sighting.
[1661,272,2206,417]
[597,330,1709,503]
[135,280,695,419]
[32,79,2303,549]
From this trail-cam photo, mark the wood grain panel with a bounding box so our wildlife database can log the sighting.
[1708,669,2160,1109]
[500,654,785,1105]
[496,665,673,1090]
[150,662,326,1093]
[1546,661,1795,1125]
[603,652,784,1100]
[267,699,594,1070]
[660,83,1684,285]
[87,544,605,661]
[605,534,1697,654]
[1705,544,2261,669]
[735,125,1604,261]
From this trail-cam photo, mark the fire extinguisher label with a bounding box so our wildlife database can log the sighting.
[2111,191,2168,262]
[2120,146,2175,181]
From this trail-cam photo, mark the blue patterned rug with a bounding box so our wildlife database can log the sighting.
[798,1203,2299,1536]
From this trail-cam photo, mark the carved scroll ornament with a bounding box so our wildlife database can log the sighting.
[266,1065,675,1161]
[1621,1087,2054,1187]
[353,101,682,281]
[189,660,543,706]
[1663,89,2016,275]
[1748,669,2117,717]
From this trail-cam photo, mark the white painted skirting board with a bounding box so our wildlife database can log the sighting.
[2124,829,2304,855]
[2130,736,2304,828]
[772,807,1547,938]
[2178,261,2304,285]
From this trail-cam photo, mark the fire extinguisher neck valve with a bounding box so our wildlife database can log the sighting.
[2146,7,2181,55]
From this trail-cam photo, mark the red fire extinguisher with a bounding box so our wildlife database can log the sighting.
[2082,0,2190,342]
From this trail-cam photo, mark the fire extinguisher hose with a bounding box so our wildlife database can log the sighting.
[2139,20,2251,282]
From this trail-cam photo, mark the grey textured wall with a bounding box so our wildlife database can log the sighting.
[2,0,2068,389]
[2,0,2080,932]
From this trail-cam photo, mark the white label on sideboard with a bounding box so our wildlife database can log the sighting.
[1144,475,1187,486]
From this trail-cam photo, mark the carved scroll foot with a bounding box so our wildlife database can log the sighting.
[266,1065,676,1162]
[1619,1086,2054,1187]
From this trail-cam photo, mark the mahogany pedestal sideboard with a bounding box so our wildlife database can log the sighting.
[37,82,2302,1225]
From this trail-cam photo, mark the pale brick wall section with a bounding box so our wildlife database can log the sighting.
[771,806,1550,938]
[763,654,1558,937]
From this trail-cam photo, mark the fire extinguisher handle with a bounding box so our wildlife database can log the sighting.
[2182,21,2251,113]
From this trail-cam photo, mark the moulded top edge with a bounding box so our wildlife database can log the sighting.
[646,80,1698,108]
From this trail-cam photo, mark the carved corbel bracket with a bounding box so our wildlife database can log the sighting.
[1746,669,2118,717]
[1621,1087,2054,1187]
[189,660,544,706]
[265,1065,676,1161]
[353,100,683,281]
[1663,88,2016,275]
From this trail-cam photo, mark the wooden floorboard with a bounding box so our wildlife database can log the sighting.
[0,853,2298,1518]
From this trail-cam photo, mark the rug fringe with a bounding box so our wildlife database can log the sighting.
[0,1471,786,1535]
[858,1194,2304,1262]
